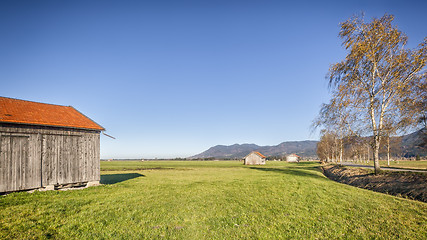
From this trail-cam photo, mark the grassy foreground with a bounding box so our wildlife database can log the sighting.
[378,160,427,170]
[1,161,426,239]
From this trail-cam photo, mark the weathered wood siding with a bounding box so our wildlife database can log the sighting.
[244,153,265,165]
[286,155,299,162]
[0,124,100,192]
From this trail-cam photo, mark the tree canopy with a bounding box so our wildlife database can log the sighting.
[315,14,427,173]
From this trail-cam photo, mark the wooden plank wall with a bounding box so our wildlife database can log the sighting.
[0,134,42,192]
[0,124,101,192]
[41,134,100,186]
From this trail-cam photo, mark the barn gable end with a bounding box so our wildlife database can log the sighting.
[244,151,266,165]
[286,154,300,162]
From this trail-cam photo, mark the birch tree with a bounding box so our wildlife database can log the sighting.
[313,98,357,163]
[327,14,427,173]
[317,130,339,162]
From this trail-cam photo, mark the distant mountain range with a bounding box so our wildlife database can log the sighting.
[190,128,427,159]
[399,128,427,157]
[190,140,318,159]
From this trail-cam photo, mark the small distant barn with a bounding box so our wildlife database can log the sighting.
[286,154,300,162]
[0,97,104,193]
[244,151,266,165]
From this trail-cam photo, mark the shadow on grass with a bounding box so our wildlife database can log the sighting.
[249,166,324,179]
[100,173,145,185]
[293,161,321,165]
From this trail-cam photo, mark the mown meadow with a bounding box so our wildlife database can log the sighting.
[378,160,427,170]
[1,161,426,239]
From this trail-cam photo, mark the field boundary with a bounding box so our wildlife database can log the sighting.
[322,164,427,202]
[340,162,427,172]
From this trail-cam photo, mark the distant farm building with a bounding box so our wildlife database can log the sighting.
[286,154,300,162]
[244,151,266,165]
[0,97,104,193]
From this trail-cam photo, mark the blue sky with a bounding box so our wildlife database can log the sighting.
[1,1,426,158]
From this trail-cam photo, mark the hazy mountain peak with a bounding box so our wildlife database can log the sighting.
[190,140,317,159]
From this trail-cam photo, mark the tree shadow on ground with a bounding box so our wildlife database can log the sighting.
[249,166,324,179]
[292,161,321,166]
[100,173,145,185]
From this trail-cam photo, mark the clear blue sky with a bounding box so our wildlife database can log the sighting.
[1,0,426,158]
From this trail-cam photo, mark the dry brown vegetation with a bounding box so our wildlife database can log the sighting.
[322,164,427,202]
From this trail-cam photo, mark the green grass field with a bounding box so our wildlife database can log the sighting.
[379,160,427,170]
[346,160,427,170]
[1,161,426,239]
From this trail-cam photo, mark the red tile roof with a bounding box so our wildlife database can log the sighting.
[253,151,266,159]
[0,97,104,131]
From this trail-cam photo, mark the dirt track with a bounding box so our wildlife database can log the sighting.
[322,164,427,202]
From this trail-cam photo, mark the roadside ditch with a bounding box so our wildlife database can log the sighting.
[321,164,427,202]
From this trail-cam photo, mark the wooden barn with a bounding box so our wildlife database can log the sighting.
[0,97,104,193]
[244,151,266,165]
[286,154,300,162]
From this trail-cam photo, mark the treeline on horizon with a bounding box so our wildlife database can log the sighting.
[316,128,427,162]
